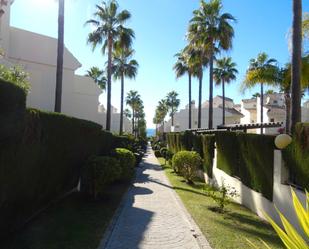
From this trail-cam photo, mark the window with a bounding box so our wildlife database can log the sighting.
[270,118,275,122]
[273,100,278,104]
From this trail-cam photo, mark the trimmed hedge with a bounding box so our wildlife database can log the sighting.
[282,123,309,190]
[113,148,136,180]
[0,109,109,235]
[201,135,215,178]
[81,156,121,199]
[216,132,275,200]
[0,78,27,140]
[172,151,202,182]
[216,132,240,177]
[0,79,120,237]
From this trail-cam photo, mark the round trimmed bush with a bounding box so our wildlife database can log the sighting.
[81,156,121,199]
[154,150,161,157]
[114,148,136,180]
[172,151,202,183]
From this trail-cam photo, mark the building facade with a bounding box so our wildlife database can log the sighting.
[0,1,131,133]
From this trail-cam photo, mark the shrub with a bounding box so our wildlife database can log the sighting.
[113,148,136,180]
[160,147,168,159]
[210,182,238,213]
[81,156,121,199]
[0,65,30,92]
[154,150,161,157]
[172,151,202,183]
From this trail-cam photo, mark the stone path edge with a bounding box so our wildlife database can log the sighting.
[153,156,213,249]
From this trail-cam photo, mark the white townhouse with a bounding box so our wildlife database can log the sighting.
[0,1,131,133]
[241,93,309,134]
[160,96,244,133]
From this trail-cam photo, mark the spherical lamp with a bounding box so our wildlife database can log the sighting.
[275,134,292,149]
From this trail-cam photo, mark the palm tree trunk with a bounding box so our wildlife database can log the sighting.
[132,109,135,134]
[171,107,174,127]
[260,82,264,134]
[106,35,113,131]
[119,73,124,135]
[188,73,192,129]
[222,80,225,125]
[285,92,291,133]
[198,67,203,129]
[54,0,64,113]
[291,0,302,133]
[209,48,214,130]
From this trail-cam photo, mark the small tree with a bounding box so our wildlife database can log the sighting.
[166,91,180,127]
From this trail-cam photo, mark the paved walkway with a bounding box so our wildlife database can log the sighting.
[102,147,212,249]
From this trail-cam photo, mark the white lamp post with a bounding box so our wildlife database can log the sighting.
[275,134,292,149]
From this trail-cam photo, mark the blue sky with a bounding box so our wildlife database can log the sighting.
[11,0,309,128]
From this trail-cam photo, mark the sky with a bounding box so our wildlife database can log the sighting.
[10,0,309,128]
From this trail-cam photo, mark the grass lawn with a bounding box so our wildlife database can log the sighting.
[1,181,131,249]
[157,157,284,249]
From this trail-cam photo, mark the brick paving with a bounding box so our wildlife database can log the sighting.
[102,147,212,249]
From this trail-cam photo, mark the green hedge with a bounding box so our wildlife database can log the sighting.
[0,79,27,140]
[113,148,136,180]
[282,123,309,190]
[201,135,215,178]
[81,156,121,199]
[216,132,240,177]
[216,132,275,200]
[0,109,111,235]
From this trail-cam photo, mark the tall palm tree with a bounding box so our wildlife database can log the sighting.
[85,66,107,91]
[189,0,235,129]
[126,90,141,135]
[279,55,309,133]
[86,0,134,131]
[242,52,279,134]
[291,0,302,133]
[54,0,65,113]
[213,57,238,125]
[166,91,180,128]
[112,47,138,135]
[173,48,194,129]
[157,99,168,132]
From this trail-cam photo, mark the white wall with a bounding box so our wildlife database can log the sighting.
[205,149,306,231]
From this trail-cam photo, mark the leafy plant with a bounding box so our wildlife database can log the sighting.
[210,182,238,212]
[0,65,30,92]
[247,189,309,249]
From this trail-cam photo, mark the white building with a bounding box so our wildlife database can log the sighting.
[241,93,309,134]
[0,1,131,133]
[161,96,244,132]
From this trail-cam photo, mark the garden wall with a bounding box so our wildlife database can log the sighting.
[166,129,308,230]
[0,79,116,237]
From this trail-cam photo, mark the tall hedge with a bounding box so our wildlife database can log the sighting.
[216,132,275,200]
[282,123,309,190]
[201,135,215,178]
[216,132,240,177]
[0,79,115,237]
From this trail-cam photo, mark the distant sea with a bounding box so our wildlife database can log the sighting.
[147,128,155,137]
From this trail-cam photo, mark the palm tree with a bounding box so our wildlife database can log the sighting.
[213,57,238,125]
[279,55,309,133]
[85,66,107,91]
[252,92,261,98]
[112,47,138,135]
[86,0,134,131]
[54,0,65,113]
[173,48,194,129]
[157,99,168,132]
[242,52,279,134]
[265,89,275,95]
[291,0,302,133]
[166,91,180,128]
[189,0,235,129]
[126,90,141,135]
